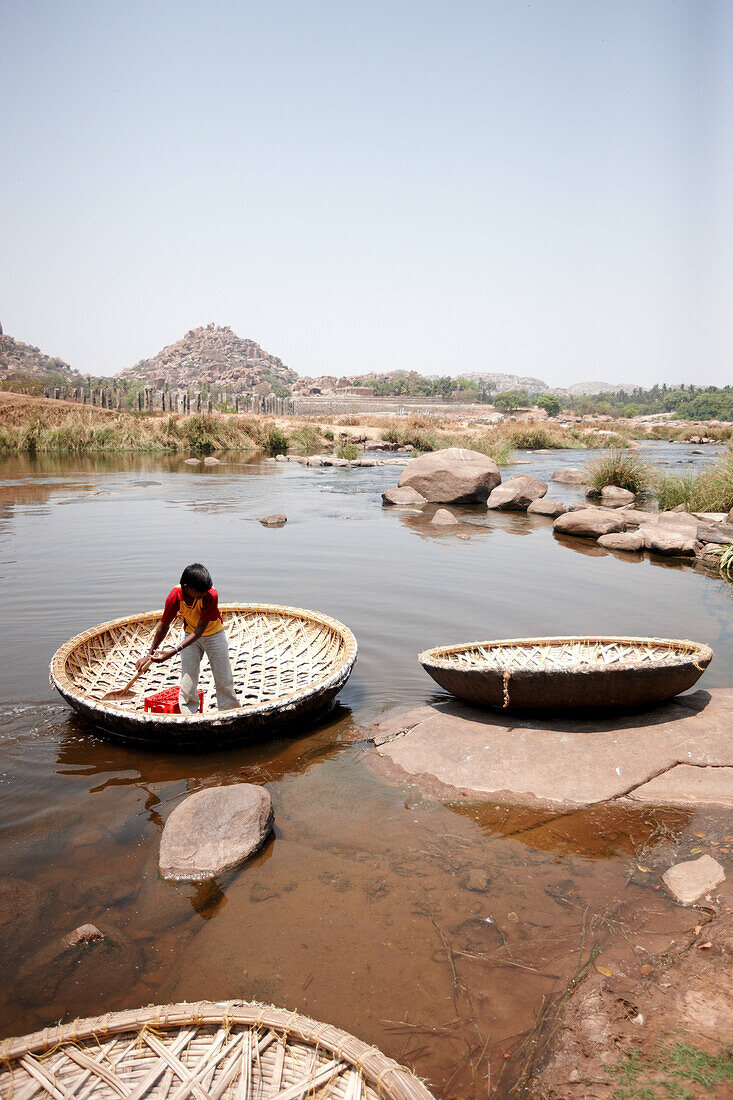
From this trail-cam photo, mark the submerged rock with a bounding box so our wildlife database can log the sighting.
[486,475,547,511]
[62,924,104,949]
[260,514,287,527]
[398,448,501,504]
[159,784,273,881]
[662,855,725,904]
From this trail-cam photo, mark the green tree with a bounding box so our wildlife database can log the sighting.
[494,388,530,412]
[535,393,562,417]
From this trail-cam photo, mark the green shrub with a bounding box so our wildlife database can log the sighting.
[181,414,216,454]
[654,473,696,511]
[324,429,334,441]
[337,442,359,460]
[262,425,288,455]
[586,448,652,495]
[291,425,320,453]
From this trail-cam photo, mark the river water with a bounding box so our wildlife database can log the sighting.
[1,441,731,1096]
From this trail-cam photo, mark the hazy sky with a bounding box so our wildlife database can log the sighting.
[3,1,731,386]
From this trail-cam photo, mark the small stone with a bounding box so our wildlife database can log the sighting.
[159,784,273,881]
[463,868,491,892]
[662,855,726,904]
[260,514,287,527]
[62,924,104,949]
[568,1068,581,1083]
[430,508,458,526]
[184,457,201,465]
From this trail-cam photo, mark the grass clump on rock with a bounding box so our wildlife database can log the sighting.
[654,452,733,514]
[585,448,651,495]
[336,442,359,460]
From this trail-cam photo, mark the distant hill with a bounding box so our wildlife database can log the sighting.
[0,325,79,382]
[461,373,633,396]
[565,380,633,396]
[120,324,296,391]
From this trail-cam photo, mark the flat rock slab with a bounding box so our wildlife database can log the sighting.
[159,784,273,881]
[371,690,733,810]
[662,855,726,904]
[628,763,733,809]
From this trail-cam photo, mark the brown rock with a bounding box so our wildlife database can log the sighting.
[62,924,104,949]
[430,508,458,526]
[619,507,656,527]
[696,522,733,546]
[527,497,568,517]
[381,486,428,507]
[260,514,287,527]
[397,448,501,503]
[550,467,586,485]
[159,784,273,881]
[599,485,635,507]
[640,526,698,556]
[486,475,547,511]
[553,508,626,539]
[597,530,645,552]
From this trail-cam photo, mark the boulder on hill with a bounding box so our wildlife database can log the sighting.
[527,497,568,518]
[398,448,501,504]
[550,467,586,485]
[486,475,547,511]
[553,509,626,540]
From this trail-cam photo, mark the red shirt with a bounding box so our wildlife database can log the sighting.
[161,587,223,636]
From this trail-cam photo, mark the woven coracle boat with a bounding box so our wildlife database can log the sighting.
[0,1000,435,1100]
[418,636,713,711]
[50,604,357,745]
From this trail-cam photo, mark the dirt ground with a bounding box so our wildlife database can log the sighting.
[530,879,733,1099]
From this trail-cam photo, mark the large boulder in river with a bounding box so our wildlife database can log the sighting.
[159,784,273,881]
[382,486,427,506]
[486,475,547,511]
[397,448,500,504]
[553,508,626,540]
[550,467,586,485]
[527,497,567,518]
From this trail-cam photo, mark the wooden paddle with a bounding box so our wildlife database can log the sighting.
[102,656,152,701]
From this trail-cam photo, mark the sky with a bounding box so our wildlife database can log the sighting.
[2,0,732,387]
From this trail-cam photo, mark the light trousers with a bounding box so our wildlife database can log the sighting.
[179,629,240,713]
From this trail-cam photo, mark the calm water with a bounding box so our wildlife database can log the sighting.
[1,442,731,1096]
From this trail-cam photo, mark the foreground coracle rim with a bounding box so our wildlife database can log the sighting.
[0,1000,435,1100]
[50,603,357,744]
[418,635,713,711]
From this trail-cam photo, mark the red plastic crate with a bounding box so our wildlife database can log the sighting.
[144,685,204,714]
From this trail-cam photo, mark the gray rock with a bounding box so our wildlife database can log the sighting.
[597,530,645,552]
[184,457,202,465]
[697,522,733,546]
[619,507,656,527]
[382,486,428,507]
[203,456,222,466]
[640,525,698,556]
[600,485,635,507]
[259,514,287,527]
[662,855,725,904]
[430,508,458,526]
[550,467,587,485]
[486,475,547,511]
[397,448,501,504]
[159,784,273,881]
[553,508,626,540]
[527,497,568,517]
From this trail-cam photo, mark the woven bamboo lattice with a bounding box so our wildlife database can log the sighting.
[0,1001,435,1100]
[49,605,357,742]
[418,635,713,711]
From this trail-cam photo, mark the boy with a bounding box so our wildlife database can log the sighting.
[137,563,240,713]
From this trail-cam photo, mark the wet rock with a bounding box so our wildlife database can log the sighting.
[306,456,324,467]
[260,513,287,527]
[600,485,635,507]
[62,923,104,949]
[597,530,645,553]
[382,486,428,506]
[553,508,626,540]
[159,783,273,881]
[639,526,698,557]
[462,868,491,892]
[430,508,458,526]
[662,855,726,904]
[527,497,567,518]
[486,475,547,511]
[203,456,222,465]
[550,467,586,485]
[184,457,201,465]
[250,882,281,903]
[397,447,501,504]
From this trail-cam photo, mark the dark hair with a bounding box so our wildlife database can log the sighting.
[180,563,213,592]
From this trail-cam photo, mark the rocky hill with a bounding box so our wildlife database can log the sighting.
[0,324,78,381]
[461,373,633,396]
[120,324,296,390]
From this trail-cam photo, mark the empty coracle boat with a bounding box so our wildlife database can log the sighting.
[418,635,712,711]
[0,1000,435,1100]
[50,603,357,745]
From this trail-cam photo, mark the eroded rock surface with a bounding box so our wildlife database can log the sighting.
[159,784,273,881]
